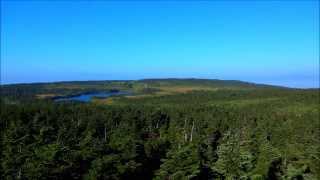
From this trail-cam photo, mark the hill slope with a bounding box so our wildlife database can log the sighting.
[0,79,319,179]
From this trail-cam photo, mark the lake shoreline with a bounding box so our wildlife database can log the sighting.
[53,90,131,102]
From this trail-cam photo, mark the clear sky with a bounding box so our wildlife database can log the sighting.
[1,1,319,88]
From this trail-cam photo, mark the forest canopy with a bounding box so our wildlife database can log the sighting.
[1,79,319,179]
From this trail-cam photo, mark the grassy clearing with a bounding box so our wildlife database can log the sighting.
[157,86,218,94]
[94,85,219,104]
[36,93,59,99]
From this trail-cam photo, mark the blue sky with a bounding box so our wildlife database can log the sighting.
[1,1,319,88]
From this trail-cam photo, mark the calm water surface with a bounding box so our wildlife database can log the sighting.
[54,91,130,102]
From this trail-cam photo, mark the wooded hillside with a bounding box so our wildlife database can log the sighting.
[1,79,319,179]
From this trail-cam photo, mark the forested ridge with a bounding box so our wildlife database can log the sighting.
[0,79,319,179]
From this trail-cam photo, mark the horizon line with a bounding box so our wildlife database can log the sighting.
[1,77,319,90]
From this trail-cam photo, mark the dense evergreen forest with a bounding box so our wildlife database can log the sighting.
[1,79,319,179]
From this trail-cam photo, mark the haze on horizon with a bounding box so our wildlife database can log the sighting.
[1,1,319,88]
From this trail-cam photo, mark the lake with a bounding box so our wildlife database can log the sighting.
[54,91,130,102]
